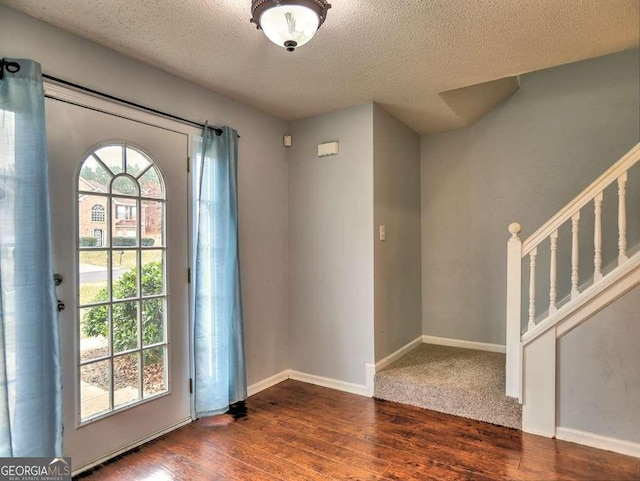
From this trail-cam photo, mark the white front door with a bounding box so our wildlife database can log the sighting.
[46,94,192,472]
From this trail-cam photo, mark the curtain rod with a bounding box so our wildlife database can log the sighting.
[0,58,21,80]
[43,73,238,138]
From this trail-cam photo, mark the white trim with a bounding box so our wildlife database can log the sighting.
[43,81,201,137]
[247,370,290,397]
[71,417,192,477]
[506,232,523,401]
[422,335,506,353]
[375,336,423,371]
[248,366,375,398]
[365,363,375,396]
[523,425,556,438]
[522,329,556,436]
[556,427,640,458]
[288,370,371,397]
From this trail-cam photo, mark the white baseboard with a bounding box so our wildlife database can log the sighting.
[247,370,290,397]
[72,417,192,476]
[556,427,640,458]
[522,425,555,438]
[247,365,375,399]
[375,336,423,372]
[365,364,375,396]
[288,370,371,397]
[422,335,506,353]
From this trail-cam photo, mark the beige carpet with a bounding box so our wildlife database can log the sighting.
[374,344,522,429]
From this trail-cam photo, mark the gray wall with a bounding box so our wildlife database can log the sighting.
[421,49,640,344]
[288,104,375,386]
[558,285,640,443]
[373,105,422,362]
[0,6,290,386]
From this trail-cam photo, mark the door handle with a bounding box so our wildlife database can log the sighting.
[54,275,65,311]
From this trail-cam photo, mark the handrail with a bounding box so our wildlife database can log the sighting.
[522,143,640,256]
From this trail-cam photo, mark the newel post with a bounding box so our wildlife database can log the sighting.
[506,222,522,401]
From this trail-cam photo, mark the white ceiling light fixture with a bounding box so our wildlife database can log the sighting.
[250,0,332,52]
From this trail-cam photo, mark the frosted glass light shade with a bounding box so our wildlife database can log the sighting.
[259,5,320,50]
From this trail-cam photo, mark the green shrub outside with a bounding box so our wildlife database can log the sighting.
[112,237,156,247]
[82,261,164,364]
[80,237,97,247]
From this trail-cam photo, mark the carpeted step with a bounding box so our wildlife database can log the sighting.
[374,344,522,429]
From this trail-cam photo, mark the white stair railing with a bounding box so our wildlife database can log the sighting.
[506,143,640,400]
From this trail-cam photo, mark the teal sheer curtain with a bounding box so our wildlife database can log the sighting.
[0,59,62,456]
[194,125,246,417]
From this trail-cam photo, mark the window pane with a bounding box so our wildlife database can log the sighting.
[79,306,110,362]
[79,155,111,192]
[142,200,163,247]
[139,166,163,198]
[111,175,139,197]
[112,301,139,353]
[143,347,166,398]
[79,250,109,305]
[112,250,137,300]
[76,142,169,421]
[141,251,164,296]
[126,147,151,177]
[81,360,111,420]
[142,299,164,346]
[114,353,141,408]
[90,205,105,222]
[112,198,138,247]
[79,195,109,248]
[94,145,124,175]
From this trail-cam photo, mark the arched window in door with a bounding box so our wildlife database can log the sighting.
[76,142,167,422]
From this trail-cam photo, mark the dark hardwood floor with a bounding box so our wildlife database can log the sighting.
[77,380,639,480]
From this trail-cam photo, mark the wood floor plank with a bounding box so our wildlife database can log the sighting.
[269,381,524,453]
[189,417,368,481]
[247,383,529,479]
[75,380,640,480]
[232,414,393,476]
[242,396,524,478]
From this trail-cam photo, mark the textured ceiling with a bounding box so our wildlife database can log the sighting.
[2,0,638,134]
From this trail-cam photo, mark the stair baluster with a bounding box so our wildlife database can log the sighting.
[594,193,604,282]
[618,172,628,264]
[549,230,558,314]
[528,248,537,330]
[571,213,580,299]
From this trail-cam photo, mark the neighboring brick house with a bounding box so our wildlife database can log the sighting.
[78,177,161,246]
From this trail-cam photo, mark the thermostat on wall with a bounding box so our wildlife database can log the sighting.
[318,141,339,157]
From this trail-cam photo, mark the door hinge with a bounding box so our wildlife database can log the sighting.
[187,267,191,284]
[189,378,193,394]
[187,156,191,173]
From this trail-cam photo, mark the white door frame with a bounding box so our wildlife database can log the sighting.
[45,81,200,473]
